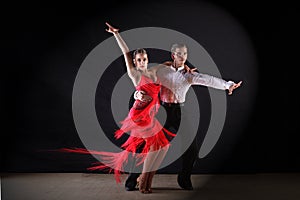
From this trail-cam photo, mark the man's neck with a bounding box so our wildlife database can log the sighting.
[173,61,184,69]
[172,62,184,71]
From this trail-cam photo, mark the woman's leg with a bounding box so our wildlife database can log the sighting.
[148,145,169,171]
[139,144,169,193]
[138,145,157,193]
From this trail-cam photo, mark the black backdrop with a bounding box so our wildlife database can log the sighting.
[2,0,299,174]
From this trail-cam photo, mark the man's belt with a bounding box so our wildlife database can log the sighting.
[161,101,184,107]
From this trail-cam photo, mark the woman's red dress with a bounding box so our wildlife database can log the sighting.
[60,75,175,182]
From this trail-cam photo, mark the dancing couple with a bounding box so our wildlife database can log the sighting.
[61,22,242,194]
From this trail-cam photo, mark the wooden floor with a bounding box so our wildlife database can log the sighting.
[1,173,300,200]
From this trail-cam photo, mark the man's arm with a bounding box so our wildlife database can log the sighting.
[188,72,242,95]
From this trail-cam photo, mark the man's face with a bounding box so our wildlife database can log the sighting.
[172,47,188,66]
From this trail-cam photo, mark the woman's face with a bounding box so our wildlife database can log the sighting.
[134,53,148,70]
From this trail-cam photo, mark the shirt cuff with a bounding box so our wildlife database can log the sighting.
[225,81,235,90]
[133,91,139,100]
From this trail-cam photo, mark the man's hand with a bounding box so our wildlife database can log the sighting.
[228,81,242,95]
[134,90,152,102]
[184,65,198,73]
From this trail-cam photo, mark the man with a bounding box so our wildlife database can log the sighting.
[125,43,242,191]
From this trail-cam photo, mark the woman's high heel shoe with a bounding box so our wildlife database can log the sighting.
[137,173,150,194]
[145,171,156,193]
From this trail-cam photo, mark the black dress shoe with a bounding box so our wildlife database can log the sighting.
[125,173,140,191]
[125,179,137,191]
[177,173,193,190]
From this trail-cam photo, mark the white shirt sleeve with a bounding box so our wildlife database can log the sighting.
[188,72,234,90]
[133,91,139,100]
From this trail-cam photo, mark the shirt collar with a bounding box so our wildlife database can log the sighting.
[171,65,185,71]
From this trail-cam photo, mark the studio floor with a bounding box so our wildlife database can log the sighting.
[1,173,300,200]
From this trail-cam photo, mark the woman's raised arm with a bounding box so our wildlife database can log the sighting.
[105,22,139,82]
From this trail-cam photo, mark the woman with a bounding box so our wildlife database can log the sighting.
[61,22,175,193]
[104,22,177,193]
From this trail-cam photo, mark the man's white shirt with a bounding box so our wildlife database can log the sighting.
[157,65,234,103]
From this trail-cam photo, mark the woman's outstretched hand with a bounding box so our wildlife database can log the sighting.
[105,22,119,34]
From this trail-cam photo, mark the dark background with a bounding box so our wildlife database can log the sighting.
[2,0,299,174]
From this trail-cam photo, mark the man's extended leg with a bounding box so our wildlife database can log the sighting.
[162,103,197,190]
[125,172,140,191]
[177,137,199,190]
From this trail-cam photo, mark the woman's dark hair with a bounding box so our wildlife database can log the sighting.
[133,48,147,58]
